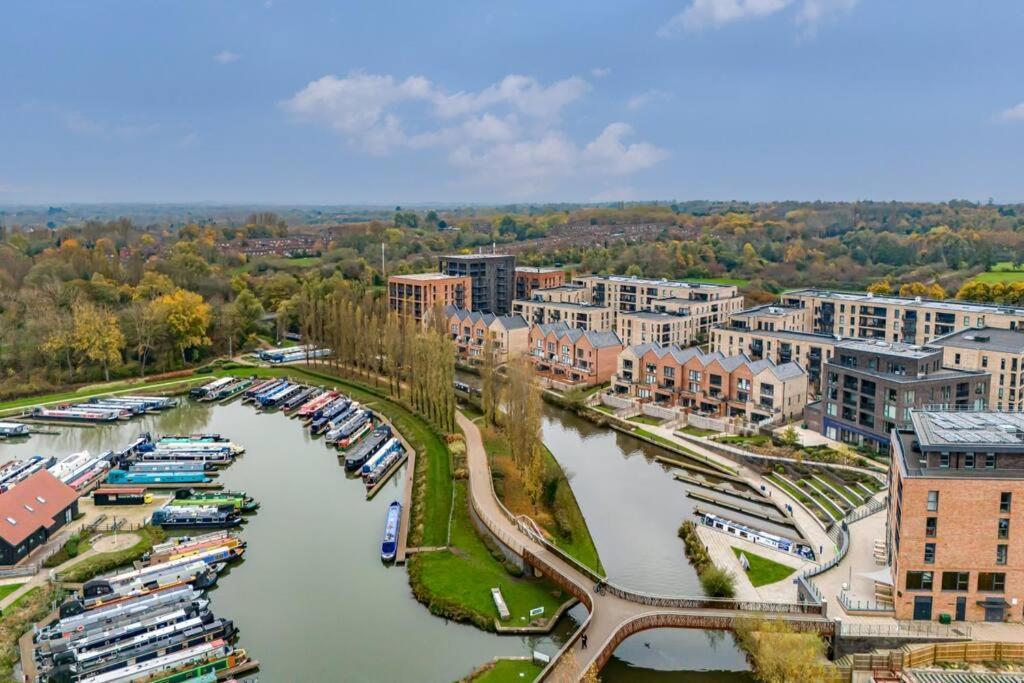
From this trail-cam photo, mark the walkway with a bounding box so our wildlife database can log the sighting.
[456,412,833,682]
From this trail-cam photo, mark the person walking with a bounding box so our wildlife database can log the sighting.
[581,634,589,649]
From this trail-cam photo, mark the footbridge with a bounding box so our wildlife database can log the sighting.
[457,412,835,682]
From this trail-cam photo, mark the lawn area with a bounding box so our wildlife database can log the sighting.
[628,414,664,426]
[678,425,715,437]
[592,404,615,415]
[0,585,58,680]
[971,270,1024,284]
[0,373,211,416]
[484,426,602,575]
[687,277,750,287]
[409,481,570,630]
[0,583,24,602]
[468,658,543,682]
[732,547,796,587]
[58,525,167,583]
[766,474,830,524]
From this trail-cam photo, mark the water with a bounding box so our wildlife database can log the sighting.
[2,400,565,682]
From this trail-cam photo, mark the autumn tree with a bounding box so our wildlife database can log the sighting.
[71,304,125,381]
[152,289,212,365]
[866,279,892,295]
[733,618,827,683]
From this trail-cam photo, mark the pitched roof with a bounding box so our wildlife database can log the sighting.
[624,343,805,381]
[533,322,622,348]
[0,471,79,546]
[493,314,529,331]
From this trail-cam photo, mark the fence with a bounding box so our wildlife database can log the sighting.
[838,592,894,613]
[902,640,1022,668]
[839,620,972,640]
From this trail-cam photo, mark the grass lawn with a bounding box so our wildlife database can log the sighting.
[628,414,664,426]
[0,585,57,680]
[732,546,796,587]
[410,482,569,630]
[766,474,829,524]
[801,480,845,520]
[0,583,24,602]
[592,404,615,415]
[687,277,751,287]
[484,427,602,575]
[469,658,543,682]
[0,374,212,416]
[678,425,715,437]
[58,525,167,583]
[971,271,1024,284]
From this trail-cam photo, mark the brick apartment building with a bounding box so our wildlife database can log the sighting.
[514,266,565,300]
[932,327,1024,412]
[710,326,842,395]
[612,343,807,424]
[388,273,471,322]
[889,411,1024,622]
[806,340,989,451]
[527,322,623,387]
[446,307,529,365]
[615,311,699,348]
[439,254,516,315]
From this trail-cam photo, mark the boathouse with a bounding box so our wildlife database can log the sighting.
[0,470,79,565]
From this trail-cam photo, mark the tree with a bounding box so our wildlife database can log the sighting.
[123,299,161,377]
[71,304,125,381]
[152,289,212,364]
[480,337,501,427]
[219,288,265,356]
[780,425,800,448]
[898,281,944,299]
[866,279,892,295]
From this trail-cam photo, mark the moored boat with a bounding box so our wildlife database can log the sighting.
[344,426,392,471]
[151,505,243,530]
[381,501,402,561]
[696,511,815,560]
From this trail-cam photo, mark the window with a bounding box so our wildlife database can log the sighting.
[941,572,969,591]
[986,453,996,469]
[964,453,975,468]
[997,544,1008,566]
[1000,492,1012,514]
[925,517,937,537]
[939,453,950,468]
[906,571,934,590]
[924,543,935,564]
[998,518,1010,539]
[977,572,1006,592]
[927,491,939,512]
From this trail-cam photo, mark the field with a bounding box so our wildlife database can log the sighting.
[971,270,1024,284]
[686,277,750,287]
[468,658,544,682]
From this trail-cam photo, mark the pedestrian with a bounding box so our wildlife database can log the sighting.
[819,544,823,556]
[581,634,589,649]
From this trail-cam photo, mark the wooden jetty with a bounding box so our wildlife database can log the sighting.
[688,492,793,526]
[655,455,746,483]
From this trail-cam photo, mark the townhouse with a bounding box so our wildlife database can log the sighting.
[446,306,530,365]
[527,322,623,387]
[710,326,841,395]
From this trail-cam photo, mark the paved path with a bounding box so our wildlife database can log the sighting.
[457,412,833,682]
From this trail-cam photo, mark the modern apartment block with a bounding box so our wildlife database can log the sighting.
[710,327,841,395]
[780,289,1024,344]
[616,311,699,348]
[514,266,565,300]
[512,299,615,331]
[569,275,744,338]
[527,322,623,387]
[387,272,471,322]
[805,340,989,451]
[446,306,529,365]
[932,328,1024,412]
[725,304,810,333]
[611,344,807,424]
[889,411,1024,622]
[439,253,516,315]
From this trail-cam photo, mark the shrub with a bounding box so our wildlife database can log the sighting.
[699,565,737,598]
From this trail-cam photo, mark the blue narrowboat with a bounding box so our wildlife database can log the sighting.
[381,501,402,562]
[344,426,392,471]
[107,470,212,486]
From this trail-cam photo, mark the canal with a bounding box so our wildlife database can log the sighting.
[2,399,570,682]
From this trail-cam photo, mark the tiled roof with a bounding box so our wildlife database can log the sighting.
[533,322,622,348]
[625,343,805,381]
[0,471,78,546]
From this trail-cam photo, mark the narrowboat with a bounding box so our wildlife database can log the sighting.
[72,639,237,683]
[31,406,121,423]
[81,560,220,603]
[37,586,205,642]
[336,418,372,449]
[241,378,279,400]
[696,512,815,560]
[107,470,212,486]
[141,440,244,456]
[324,409,369,445]
[0,421,30,438]
[311,400,356,435]
[144,534,244,566]
[257,344,311,361]
[93,487,154,506]
[0,454,57,491]
[65,461,111,492]
[344,426,392,471]
[361,438,401,476]
[381,501,402,561]
[209,377,252,401]
[258,382,306,408]
[130,461,218,473]
[134,450,233,466]
[70,403,134,419]
[364,445,404,487]
[113,395,178,410]
[171,489,259,512]
[156,434,226,444]
[189,377,235,400]
[295,390,337,418]
[243,379,285,404]
[146,531,232,558]
[281,386,319,412]
[151,506,243,530]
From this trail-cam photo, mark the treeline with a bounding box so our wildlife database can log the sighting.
[293,278,456,434]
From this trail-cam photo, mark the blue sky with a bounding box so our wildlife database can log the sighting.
[1,0,1022,205]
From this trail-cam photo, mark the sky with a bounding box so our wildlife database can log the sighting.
[1,0,1022,205]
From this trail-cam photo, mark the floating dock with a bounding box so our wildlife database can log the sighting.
[655,455,746,483]
[689,493,793,526]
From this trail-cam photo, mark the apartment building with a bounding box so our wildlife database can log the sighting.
[388,273,472,322]
[889,411,1024,622]
[438,253,516,315]
[726,304,811,333]
[512,299,615,331]
[710,327,841,395]
[932,328,1024,413]
[527,322,623,387]
[806,340,989,451]
[514,266,566,300]
[446,306,529,365]
[520,284,589,304]
[616,311,697,347]
[780,289,1024,344]
[612,344,807,423]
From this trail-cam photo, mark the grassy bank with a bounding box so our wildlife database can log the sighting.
[0,585,62,680]
[483,426,603,575]
[58,525,167,583]
[409,482,569,631]
[731,547,795,587]
[464,658,544,682]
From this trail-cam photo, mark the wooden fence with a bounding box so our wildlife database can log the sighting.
[903,641,1024,668]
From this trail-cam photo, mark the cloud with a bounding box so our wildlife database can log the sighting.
[626,89,669,111]
[283,71,668,194]
[591,67,611,78]
[214,50,240,64]
[63,111,104,136]
[659,0,855,34]
[998,102,1024,123]
[582,123,670,174]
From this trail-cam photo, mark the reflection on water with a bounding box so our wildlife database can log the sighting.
[602,629,754,682]
[1,401,565,682]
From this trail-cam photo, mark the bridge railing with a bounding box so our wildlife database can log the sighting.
[602,584,827,615]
